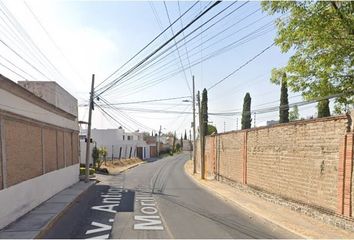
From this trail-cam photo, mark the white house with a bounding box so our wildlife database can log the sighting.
[80,128,154,163]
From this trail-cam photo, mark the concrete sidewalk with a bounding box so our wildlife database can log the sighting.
[184,160,354,239]
[0,180,95,239]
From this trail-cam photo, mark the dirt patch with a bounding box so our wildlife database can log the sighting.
[101,158,143,174]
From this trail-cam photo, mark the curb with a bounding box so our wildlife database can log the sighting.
[35,181,96,239]
[110,161,144,175]
[183,161,307,239]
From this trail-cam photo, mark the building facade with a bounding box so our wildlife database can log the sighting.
[80,128,154,162]
[0,76,79,229]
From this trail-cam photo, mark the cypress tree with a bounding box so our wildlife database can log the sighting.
[202,88,208,135]
[184,130,187,140]
[180,134,183,149]
[241,93,252,129]
[318,99,330,118]
[172,132,176,152]
[279,75,289,123]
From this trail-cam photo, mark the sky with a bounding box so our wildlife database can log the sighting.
[0,0,321,137]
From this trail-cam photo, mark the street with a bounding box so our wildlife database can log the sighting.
[43,153,298,239]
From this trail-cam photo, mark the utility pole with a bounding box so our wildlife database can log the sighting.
[197,91,205,179]
[85,74,95,183]
[192,76,197,174]
[254,112,256,128]
[157,125,162,157]
[111,145,114,162]
[236,117,238,130]
[189,129,192,161]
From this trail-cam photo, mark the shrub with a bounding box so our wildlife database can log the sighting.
[79,167,95,175]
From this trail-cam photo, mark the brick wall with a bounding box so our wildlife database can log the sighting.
[0,114,79,189]
[199,115,353,217]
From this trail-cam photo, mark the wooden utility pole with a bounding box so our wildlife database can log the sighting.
[192,76,197,174]
[85,74,95,183]
[197,91,205,179]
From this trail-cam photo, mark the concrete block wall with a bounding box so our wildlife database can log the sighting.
[199,115,354,217]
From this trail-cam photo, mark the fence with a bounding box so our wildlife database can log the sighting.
[196,113,354,217]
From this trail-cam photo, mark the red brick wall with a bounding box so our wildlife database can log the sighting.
[57,131,64,169]
[43,128,57,172]
[5,120,42,187]
[201,115,351,215]
[0,114,79,189]
[64,132,72,166]
[72,133,79,164]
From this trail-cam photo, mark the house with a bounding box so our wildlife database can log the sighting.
[0,76,79,229]
[80,128,155,161]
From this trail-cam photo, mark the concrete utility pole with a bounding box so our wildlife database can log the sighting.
[197,91,205,179]
[85,74,95,183]
[192,76,197,174]
[111,145,114,162]
[157,125,162,157]
[254,112,256,128]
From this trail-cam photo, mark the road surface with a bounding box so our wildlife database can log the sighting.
[43,153,298,239]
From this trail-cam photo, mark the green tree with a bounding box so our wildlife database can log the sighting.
[289,105,300,121]
[172,132,176,153]
[180,134,183,150]
[279,74,289,123]
[201,88,209,135]
[318,99,331,118]
[184,130,187,140]
[241,93,252,129]
[176,143,181,152]
[98,147,107,168]
[262,1,354,113]
[207,124,217,135]
[92,146,99,168]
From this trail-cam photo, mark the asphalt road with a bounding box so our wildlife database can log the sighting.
[43,153,298,239]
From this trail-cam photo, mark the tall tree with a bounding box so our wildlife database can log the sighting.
[289,105,300,121]
[180,134,183,149]
[172,132,176,153]
[184,130,187,140]
[201,88,209,135]
[262,1,354,113]
[241,93,252,129]
[318,99,331,118]
[279,73,289,123]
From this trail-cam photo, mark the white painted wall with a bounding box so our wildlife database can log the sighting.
[18,81,78,117]
[0,164,79,229]
[80,129,152,160]
[80,140,94,165]
[0,89,78,131]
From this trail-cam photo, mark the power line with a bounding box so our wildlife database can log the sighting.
[94,1,200,92]
[207,42,275,91]
[163,0,192,95]
[102,1,250,97]
[95,1,222,97]
[23,1,84,82]
[0,2,69,84]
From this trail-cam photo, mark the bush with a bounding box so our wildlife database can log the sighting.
[79,167,95,175]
